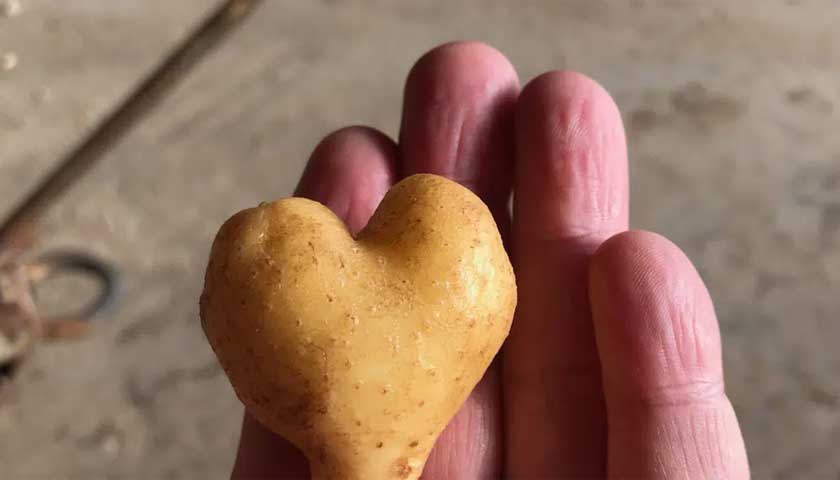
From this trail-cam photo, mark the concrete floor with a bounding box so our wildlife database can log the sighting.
[1,1,839,477]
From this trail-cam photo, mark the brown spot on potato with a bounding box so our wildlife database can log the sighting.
[409,440,419,448]
[394,458,413,478]
[376,441,383,448]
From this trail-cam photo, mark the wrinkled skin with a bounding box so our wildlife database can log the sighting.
[230,42,750,479]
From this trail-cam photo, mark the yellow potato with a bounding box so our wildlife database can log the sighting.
[201,174,516,480]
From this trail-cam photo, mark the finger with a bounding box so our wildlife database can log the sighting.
[233,413,310,479]
[399,41,519,219]
[506,71,629,477]
[422,364,502,479]
[232,126,398,479]
[589,231,750,479]
[399,41,519,480]
[295,126,399,234]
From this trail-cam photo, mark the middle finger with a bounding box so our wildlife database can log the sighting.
[398,41,519,479]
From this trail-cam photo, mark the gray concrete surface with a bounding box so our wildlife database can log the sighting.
[1,0,839,477]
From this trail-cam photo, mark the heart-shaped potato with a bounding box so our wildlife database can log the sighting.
[201,174,516,480]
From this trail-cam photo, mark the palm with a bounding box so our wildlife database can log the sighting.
[231,43,749,479]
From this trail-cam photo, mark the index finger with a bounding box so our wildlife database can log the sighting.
[232,126,398,479]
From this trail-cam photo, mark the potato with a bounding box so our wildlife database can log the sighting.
[201,174,516,480]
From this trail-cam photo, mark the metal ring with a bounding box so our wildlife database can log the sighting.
[26,251,119,325]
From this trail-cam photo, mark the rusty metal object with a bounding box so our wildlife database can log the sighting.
[0,263,38,369]
[28,252,119,338]
[0,252,118,371]
[0,225,38,370]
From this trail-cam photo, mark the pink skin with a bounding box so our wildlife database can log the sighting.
[230,42,750,479]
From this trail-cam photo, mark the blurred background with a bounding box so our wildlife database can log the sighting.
[1,0,838,477]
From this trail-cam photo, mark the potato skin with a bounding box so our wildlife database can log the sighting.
[201,174,516,480]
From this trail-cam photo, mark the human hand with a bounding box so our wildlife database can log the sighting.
[230,42,749,479]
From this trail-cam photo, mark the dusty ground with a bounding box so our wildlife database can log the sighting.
[1,0,839,478]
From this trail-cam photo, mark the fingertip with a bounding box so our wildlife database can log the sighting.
[589,230,702,310]
[589,230,681,285]
[589,230,723,402]
[590,230,749,479]
[405,41,519,93]
[400,41,519,203]
[296,126,398,234]
[514,70,628,241]
[518,70,621,122]
[517,71,624,152]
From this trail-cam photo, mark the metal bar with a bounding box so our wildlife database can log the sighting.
[0,0,264,244]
